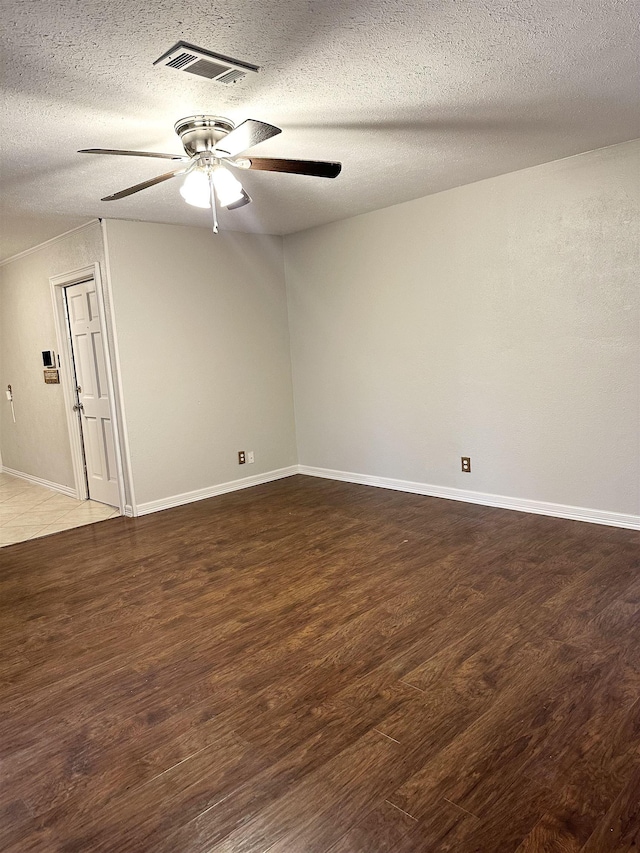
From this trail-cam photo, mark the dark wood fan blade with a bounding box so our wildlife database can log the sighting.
[213,120,282,157]
[79,148,186,160]
[247,158,342,178]
[225,190,252,211]
[101,167,187,201]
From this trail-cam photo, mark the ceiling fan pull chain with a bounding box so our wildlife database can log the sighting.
[209,174,219,234]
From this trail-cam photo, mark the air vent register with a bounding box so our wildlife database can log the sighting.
[153,42,259,85]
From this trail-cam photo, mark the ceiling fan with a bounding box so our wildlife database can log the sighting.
[79,115,342,233]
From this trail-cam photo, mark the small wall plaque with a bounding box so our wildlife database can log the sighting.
[44,369,60,384]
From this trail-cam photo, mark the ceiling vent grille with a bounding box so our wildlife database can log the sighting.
[154,42,259,85]
[217,68,246,85]
[167,51,197,70]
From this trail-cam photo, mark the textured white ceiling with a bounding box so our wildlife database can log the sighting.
[1,0,639,260]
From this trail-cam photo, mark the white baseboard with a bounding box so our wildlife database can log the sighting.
[1,466,78,499]
[135,466,299,516]
[123,504,134,518]
[297,465,640,531]
[105,462,640,531]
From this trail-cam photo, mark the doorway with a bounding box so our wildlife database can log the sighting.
[50,264,128,513]
[64,278,119,507]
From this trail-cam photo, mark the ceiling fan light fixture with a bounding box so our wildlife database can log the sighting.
[212,165,244,207]
[180,169,211,208]
[81,114,342,232]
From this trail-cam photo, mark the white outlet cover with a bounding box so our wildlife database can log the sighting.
[248,451,254,463]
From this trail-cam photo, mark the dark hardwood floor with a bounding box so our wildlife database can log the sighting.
[1,474,640,852]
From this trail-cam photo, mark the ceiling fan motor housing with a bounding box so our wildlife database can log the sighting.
[174,115,235,157]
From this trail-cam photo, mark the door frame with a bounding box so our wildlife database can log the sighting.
[50,263,127,513]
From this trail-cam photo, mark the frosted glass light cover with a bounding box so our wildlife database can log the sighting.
[180,170,211,208]
[212,166,243,207]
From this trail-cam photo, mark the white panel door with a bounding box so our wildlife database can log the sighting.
[65,280,119,507]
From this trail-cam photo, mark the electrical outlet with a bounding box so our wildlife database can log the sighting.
[461,456,471,473]
[247,451,254,464]
[238,451,246,464]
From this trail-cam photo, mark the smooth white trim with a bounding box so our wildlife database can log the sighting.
[136,466,298,516]
[297,465,640,530]
[1,467,78,498]
[100,220,137,515]
[92,258,128,514]
[0,220,100,267]
[50,271,91,502]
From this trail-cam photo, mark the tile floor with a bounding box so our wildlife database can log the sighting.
[0,473,119,547]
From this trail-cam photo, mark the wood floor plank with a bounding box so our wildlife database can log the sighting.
[579,762,640,852]
[324,799,419,852]
[513,697,640,851]
[326,796,485,853]
[440,775,553,852]
[385,639,610,825]
[207,729,403,853]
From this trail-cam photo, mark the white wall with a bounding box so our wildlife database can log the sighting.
[285,140,640,518]
[3,142,636,524]
[0,222,105,489]
[104,220,297,508]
